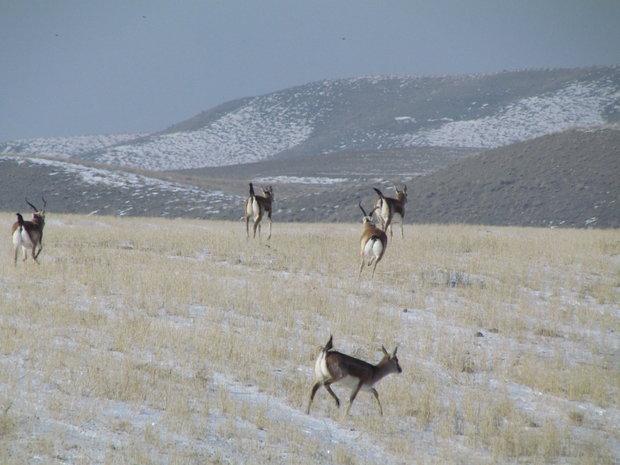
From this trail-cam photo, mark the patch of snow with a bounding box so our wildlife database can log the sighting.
[397,80,618,148]
[211,372,400,465]
[95,101,315,170]
[0,133,145,158]
[1,156,241,215]
[254,176,347,185]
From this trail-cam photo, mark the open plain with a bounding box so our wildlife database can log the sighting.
[0,213,618,464]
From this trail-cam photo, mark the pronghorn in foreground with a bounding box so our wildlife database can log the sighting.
[244,183,274,239]
[12,197,47,265]
[373,185,407,238]
[306,335,402,416]
[358,201,388,278]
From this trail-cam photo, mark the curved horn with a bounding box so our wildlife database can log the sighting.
[41,194,47,210]
[358,201,368,217]
[25,198,38,211]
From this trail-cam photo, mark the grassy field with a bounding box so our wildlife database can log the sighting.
[0,213,618,464]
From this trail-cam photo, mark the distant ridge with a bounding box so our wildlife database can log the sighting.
[2,66,618,171]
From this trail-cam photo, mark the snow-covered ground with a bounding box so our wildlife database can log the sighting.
[94,102,315,170]
[1,73,617,171]
[0,133,144,158]
[2,155,240,217]
[0,220,617,464]
[254,176,348,185]
[398,80,618,148]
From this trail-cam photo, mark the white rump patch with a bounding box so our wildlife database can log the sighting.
[13,229,34,248]
[364,238,383,259]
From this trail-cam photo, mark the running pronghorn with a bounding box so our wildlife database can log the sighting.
[373,185,407,238]
[306,335,402,416]
[12,197,47,265]
[358,201,387,278]
[243,183,274,239]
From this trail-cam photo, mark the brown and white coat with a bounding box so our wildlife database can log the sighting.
[12,197,46,265]
[244,183,274,239]
[373,185,407,238]
[306,335,402,416]
[358,202,388,278]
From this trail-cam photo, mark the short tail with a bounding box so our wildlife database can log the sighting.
[373,187,384,199]
[249,182,255,198]
[16,213,24,232]
[323,335,333,352]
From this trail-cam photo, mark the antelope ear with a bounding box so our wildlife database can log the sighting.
[403,185,407,193]
[392,346,398,357]
[381,345,389,356]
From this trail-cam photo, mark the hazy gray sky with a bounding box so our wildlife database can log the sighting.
[1,0,618,140]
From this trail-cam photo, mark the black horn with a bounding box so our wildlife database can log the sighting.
[41,194,47,210]
[358,201,368,217]
[25,198,38,211]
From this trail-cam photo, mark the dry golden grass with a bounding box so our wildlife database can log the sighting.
[0,213,618,464]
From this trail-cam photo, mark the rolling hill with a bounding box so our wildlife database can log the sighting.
[326,126,619,228]
[2,66,618,171]
[0,66,618,227]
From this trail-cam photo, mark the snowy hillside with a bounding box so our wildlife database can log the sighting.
[0,133,145,159]
[0,156,240,217]
[1,67,618,171]
[398,80,619,148]
[93,101,315,170]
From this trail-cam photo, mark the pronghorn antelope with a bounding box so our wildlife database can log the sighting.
[244,183,274,239]
[306,335,402,416]
[358,201,388,278]
[12,197,47,265]
[373,185,407,238]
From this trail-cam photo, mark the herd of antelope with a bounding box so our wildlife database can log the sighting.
[243,181,408,415]
[10,182,408,417]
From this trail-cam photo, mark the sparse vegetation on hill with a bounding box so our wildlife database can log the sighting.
[1,214,617,464]
[394,126,620,228]
[2,67,618,170]
[0,67,618,228]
